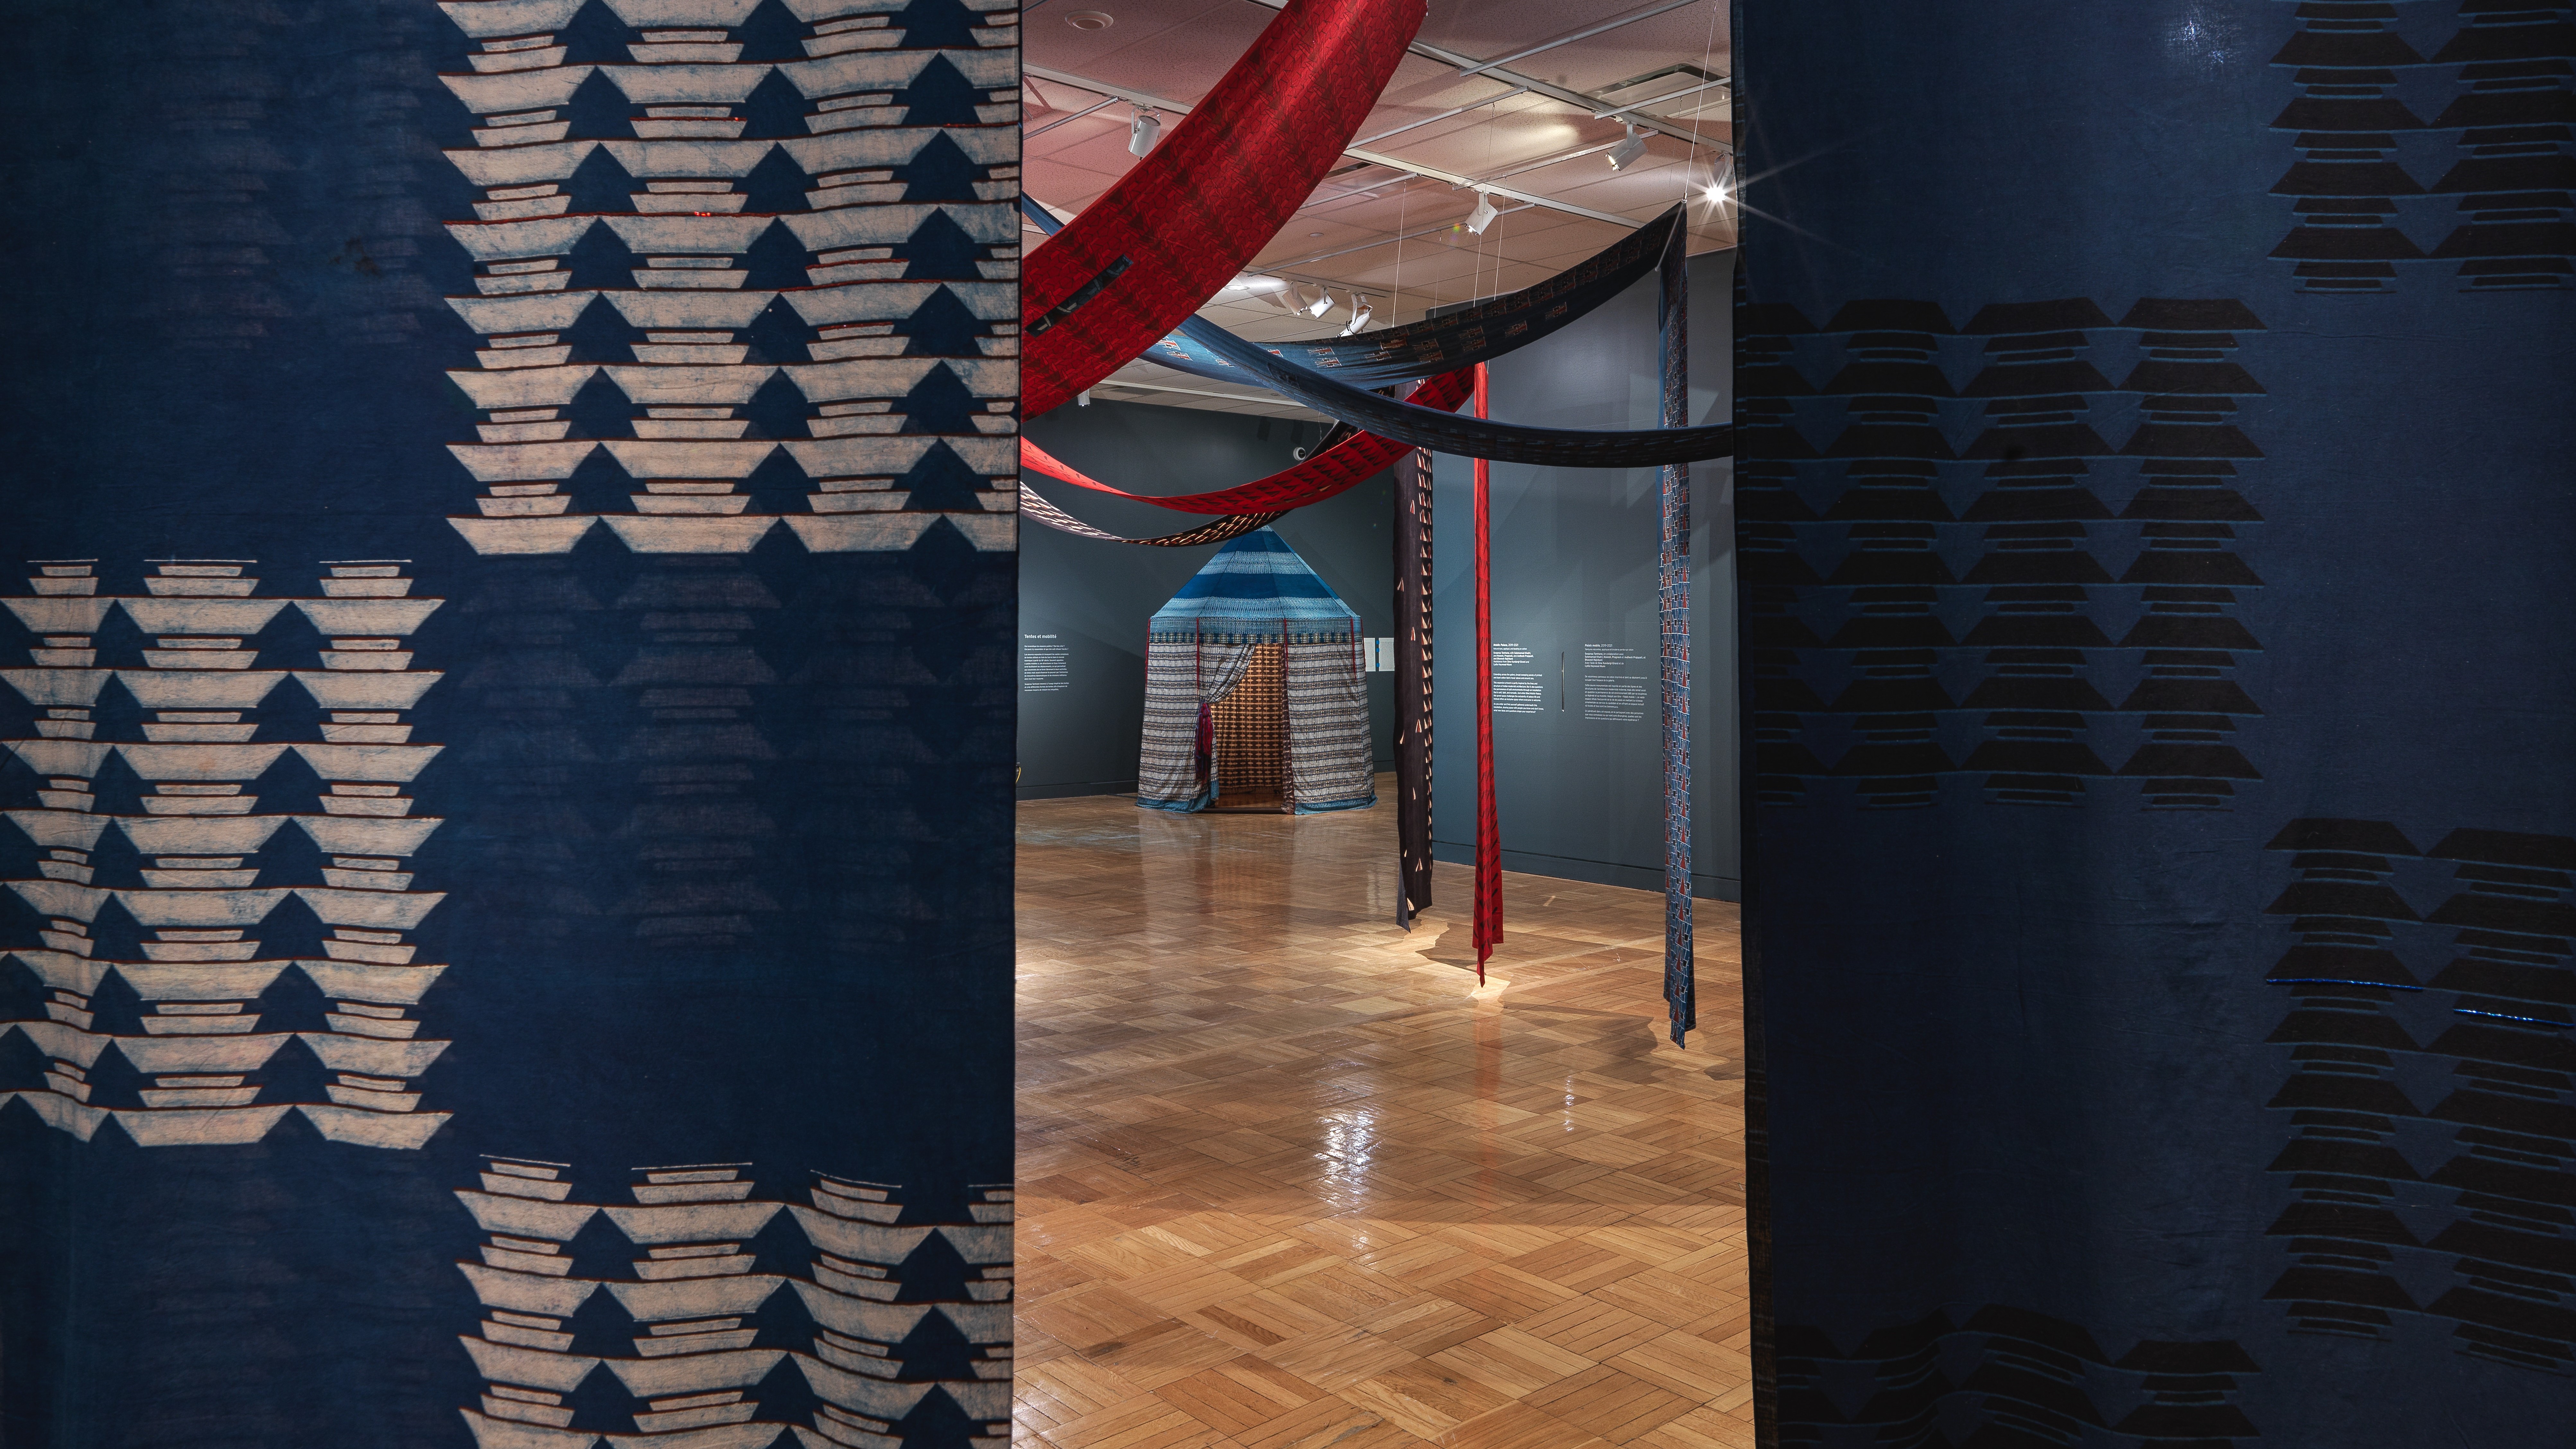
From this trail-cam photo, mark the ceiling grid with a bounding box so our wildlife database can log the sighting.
[1023,0,1734,417]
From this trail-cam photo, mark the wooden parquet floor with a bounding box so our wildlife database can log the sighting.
[1014,779,1750,1449]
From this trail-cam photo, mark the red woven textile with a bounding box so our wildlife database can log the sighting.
[1018,0,1424,418]
[1018,370,1474,515]
[1472,364,1502,977]
[1016,484,1284,546]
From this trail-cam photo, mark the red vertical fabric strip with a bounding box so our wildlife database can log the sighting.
[1472,364,1501,978]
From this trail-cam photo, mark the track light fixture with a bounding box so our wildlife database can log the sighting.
[1128,108,1161,157]
[1606,124,1648,171]
[1306,286,1335,320]
[1339,296,1374,336]
[1464,189,1499,235]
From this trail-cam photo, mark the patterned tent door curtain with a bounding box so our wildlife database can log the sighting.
[1019,0,1425,416]
[1135,531,1374,815]
[1206,641,1291,814]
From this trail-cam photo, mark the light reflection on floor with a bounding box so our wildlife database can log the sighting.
[1013,780,1753,1448]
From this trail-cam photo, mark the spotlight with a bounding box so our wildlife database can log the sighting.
[1339,297,1374,336]
[1077,390,1092,407]
[1128,108,1161,157]
[1707,156,1736,207]
[1606,124,1648,171]
[1464,190,1499,235]
[1306,287,1335,320]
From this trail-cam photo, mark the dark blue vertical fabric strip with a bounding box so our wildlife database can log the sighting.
[1659,224,1695,1047]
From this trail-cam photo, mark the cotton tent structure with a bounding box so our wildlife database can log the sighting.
[1138,529,1375,814]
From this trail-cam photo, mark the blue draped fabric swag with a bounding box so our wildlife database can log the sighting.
[1016,195,1732,469]
[1738,1,2576,1443]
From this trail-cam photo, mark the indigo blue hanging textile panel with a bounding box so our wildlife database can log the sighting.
[0,2,1020,1447]
[1657,215,1695,1048]
[1736,0,2576,1443]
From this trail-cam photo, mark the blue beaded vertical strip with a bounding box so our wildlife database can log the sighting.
[1658,222,1694,1045]
[1394,447,1434,922]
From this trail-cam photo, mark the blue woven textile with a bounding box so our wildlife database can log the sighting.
[0,3,1019,1446]
[1656,222,1694,1048]
[1739,1,2576,1442]
[1149,529,1361,639]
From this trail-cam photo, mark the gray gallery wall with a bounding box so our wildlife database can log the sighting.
[1015,400,1397,799]
[1430,250,1740,900]
[1014,249,1740,903]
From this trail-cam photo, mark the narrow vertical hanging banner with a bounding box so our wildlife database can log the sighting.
[1472,367,1502,977]
[1136,531,1371,814]
[1658,225,1695,1045]
[1395,448,1435,922]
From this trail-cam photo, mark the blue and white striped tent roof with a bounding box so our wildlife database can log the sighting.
[1149,529,1358,635]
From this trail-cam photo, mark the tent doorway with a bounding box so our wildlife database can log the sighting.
[1137,529,1374,815]
[1207,641,1288,812]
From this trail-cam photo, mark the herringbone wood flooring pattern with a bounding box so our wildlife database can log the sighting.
[1015,780,1750,1449]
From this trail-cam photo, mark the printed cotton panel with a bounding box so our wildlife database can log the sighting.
[0,2,1018,1446]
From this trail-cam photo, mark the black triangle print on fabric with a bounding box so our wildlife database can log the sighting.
[897,54,992,128]
[896,133,988,205]
[898,210,987,282]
